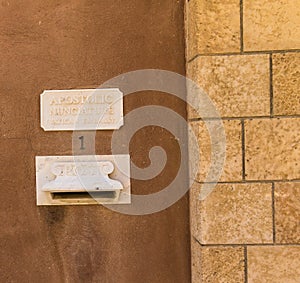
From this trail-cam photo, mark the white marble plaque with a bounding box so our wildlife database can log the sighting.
[36,155,131,205]
[40,88,123,131]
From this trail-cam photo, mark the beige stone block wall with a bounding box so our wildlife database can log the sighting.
[192,183,273,245]
[273,53,300,115]
[275,182,300,244]
[191,241,245,283]
[186,0,300,282]
[247,246,300,283]
[245,118,300,180]
[190,120,243,182]
[187,0,240,60]
[187,55,270,118]
[243,0,300,51]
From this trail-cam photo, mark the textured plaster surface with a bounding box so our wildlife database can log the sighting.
[0,1,190,282]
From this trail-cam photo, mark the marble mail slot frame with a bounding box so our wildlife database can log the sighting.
[36,155,130,205]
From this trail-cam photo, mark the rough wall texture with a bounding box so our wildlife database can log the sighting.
[186,0,300,282]
[0,1,190,282]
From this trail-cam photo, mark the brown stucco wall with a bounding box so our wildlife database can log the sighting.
[0,1,190,282]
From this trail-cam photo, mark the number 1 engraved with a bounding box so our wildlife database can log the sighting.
[79,136,85,150]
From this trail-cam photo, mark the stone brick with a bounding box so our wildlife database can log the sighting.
[190,120,243,182]
[186,0,240,59]
[275,182,300,244]
[248,246,300,283]
[244,0,300,51]
[273,53,300,115]
[192,183,273,244]
[245,118,300,180]
[191,240,245,283]
[187,55,270,118]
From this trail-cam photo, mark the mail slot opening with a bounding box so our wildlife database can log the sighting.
[51,191,117,200]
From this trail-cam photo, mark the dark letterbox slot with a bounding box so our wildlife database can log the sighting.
[51,191,116,200]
